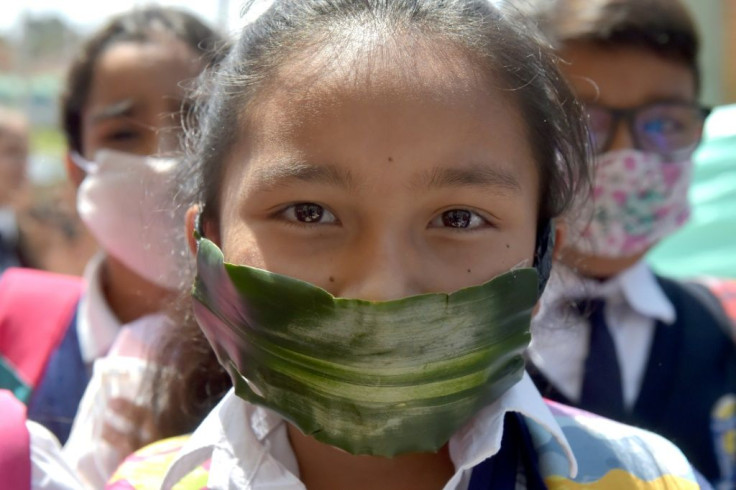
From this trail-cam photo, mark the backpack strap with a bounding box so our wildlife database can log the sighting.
[0,389,31,490]
[0,268,84,402]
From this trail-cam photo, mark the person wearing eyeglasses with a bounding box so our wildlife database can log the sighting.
[515,0,736,486]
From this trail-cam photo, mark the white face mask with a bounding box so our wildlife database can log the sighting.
[74,149,192,290]
[568,149,693,258]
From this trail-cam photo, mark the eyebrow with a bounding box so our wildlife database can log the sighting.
[248,160,357,192]
[419,162,521,192]
[90,99,136,123]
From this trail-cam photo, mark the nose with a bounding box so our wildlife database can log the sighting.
[337,232,421,302]
[606,118,635,152]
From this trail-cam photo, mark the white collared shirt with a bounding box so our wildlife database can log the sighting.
[528,260,676,408]
[76,252,121,364]
[76,252,168,362]
[76,252,123,364]
[29,421,85,490]
[161,374,577,490]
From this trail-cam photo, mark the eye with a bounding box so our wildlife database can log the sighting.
[109,130,140,141]
[282,203,338,225]
[642,117,685,135]
[429,209,489,230]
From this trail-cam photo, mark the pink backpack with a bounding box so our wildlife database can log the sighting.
[0,267,84,402]
[0,389,31,490]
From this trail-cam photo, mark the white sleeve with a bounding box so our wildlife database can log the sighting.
[27,421,85,490]
[63,356,154,489]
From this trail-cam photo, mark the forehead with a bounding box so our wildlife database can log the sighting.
[259,36,502,108]
[559,41,696,107]
[84,39,203,117]
[241,40,535,178]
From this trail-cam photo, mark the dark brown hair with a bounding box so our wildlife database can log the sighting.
[514,0,700,88]
[147,0,593,440]
[60,6,225,154]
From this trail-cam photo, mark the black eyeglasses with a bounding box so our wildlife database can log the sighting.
[585,101,711,161]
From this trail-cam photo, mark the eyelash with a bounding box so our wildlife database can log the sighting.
[428,208,492,231]
[104,129,140,142]
[277,203,492,231]
[277,203,339,227]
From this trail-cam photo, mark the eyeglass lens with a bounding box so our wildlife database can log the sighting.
[586,103,706,159]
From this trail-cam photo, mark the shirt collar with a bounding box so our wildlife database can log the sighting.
[544,261,676,325]
[448,373,577,480]
[616,261,676,324]
[77,252,122,363]
[77,253,173,362]
[162,373,577,489]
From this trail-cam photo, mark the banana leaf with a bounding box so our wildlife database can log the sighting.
[192,237,538,456]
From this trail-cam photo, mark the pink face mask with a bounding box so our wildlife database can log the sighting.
[568,149,693,258]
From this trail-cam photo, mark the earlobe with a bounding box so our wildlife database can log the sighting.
[185,206,200,255]
[64,152,86,188]
[185,205,221,255]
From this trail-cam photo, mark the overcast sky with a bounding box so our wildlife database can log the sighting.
[1,0,245,36]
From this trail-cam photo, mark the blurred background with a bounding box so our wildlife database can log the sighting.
[0,0,734,276]
[0,0,244,275]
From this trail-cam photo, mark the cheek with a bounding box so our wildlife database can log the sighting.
[416,228,538,294]
[220,225,266,269]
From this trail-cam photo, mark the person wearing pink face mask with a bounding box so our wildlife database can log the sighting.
[517,0,736,486]
[0,7,224,489]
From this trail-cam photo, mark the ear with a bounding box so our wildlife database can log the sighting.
[65,152,86,188]
[185,205,221,255]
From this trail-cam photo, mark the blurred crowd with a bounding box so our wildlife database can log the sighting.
[0,1,735,489]
[0,107,97,276]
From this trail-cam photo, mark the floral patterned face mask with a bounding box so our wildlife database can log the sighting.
[568,149,692,258]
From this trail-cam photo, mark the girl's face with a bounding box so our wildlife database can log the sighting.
[81,38,204,160]
[213,46,541,300]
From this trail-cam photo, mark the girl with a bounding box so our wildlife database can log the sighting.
[110,1,702,488]
[61,8,226,487]
[519,0,735,485]
[0,6,225,489]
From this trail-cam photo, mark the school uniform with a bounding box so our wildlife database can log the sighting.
[527,261,736,483]
[107,373,701,490]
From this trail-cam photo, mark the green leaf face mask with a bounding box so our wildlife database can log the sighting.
[192,237,541,457]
